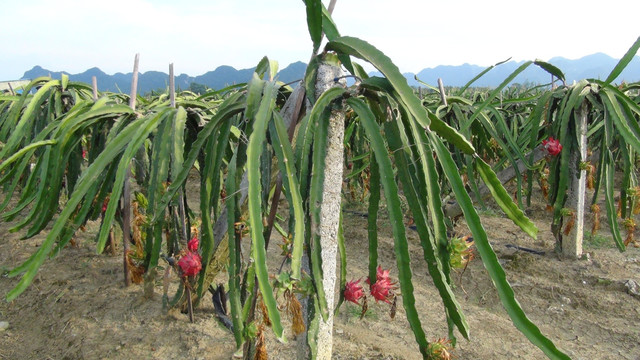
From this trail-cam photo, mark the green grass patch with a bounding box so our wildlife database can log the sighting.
[477,207,503,218]
[346,301,379,320]
[583,231,615,249]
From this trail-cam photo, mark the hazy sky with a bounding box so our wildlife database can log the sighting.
[2,0,639,80]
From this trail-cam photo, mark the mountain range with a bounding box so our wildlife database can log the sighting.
[20,53,640,94]
[402,53,640,88]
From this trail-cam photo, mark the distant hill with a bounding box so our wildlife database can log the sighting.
[21,61,309,94]
[21,53,640,92]
[386,53,640,88]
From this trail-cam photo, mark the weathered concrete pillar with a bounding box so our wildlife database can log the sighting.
[564,101,588,258]
[314,60,345,360]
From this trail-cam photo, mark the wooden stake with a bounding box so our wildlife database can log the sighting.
[169,63,188,246]
[92,76,98,101]
[122,169,132,287]
[123,53,140,287]
[92,75,119,257]
[169,63,176,108]
[437,78,447,106]
[129,54,139,110]
[564,101,588,258]
[327,0,338,14]
[109,227,117,256]
[92,72,115,256]
[186,281,194,323]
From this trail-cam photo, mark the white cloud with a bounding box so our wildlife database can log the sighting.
[1,0,638,80]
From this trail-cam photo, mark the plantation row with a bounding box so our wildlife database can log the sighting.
[1,2,639,359]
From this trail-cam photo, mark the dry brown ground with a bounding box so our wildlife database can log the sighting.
[1,183,639,360]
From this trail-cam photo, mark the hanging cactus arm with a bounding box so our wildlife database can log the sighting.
[430,133,571,360]
[347,97,430,358]
[245,81,285,342]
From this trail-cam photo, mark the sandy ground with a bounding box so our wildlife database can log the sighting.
[1,183,640,360]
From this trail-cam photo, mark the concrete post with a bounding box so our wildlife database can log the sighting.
[314,61,345,360]
[564,101,588,258]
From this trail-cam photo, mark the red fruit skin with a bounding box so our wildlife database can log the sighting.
[187,236,199,252]
[178,252,202,277]
[542,137,563,156]
[344,279,364,304]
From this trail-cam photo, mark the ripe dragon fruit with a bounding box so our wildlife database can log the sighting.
[178,251,202,277]
[542,137,562,156]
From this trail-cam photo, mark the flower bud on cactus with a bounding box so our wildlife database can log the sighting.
[178,252,202,277]
[344,279,364,304]
[365,266,396,303]
[366,265,392,285]
[370,279,394,304]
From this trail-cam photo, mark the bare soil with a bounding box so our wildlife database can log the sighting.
[1,185,639,360]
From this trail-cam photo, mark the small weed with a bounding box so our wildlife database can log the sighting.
[583,231,614,249]
[595,277,613,286]
[345,302,378,320]
[477,208,502,217]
